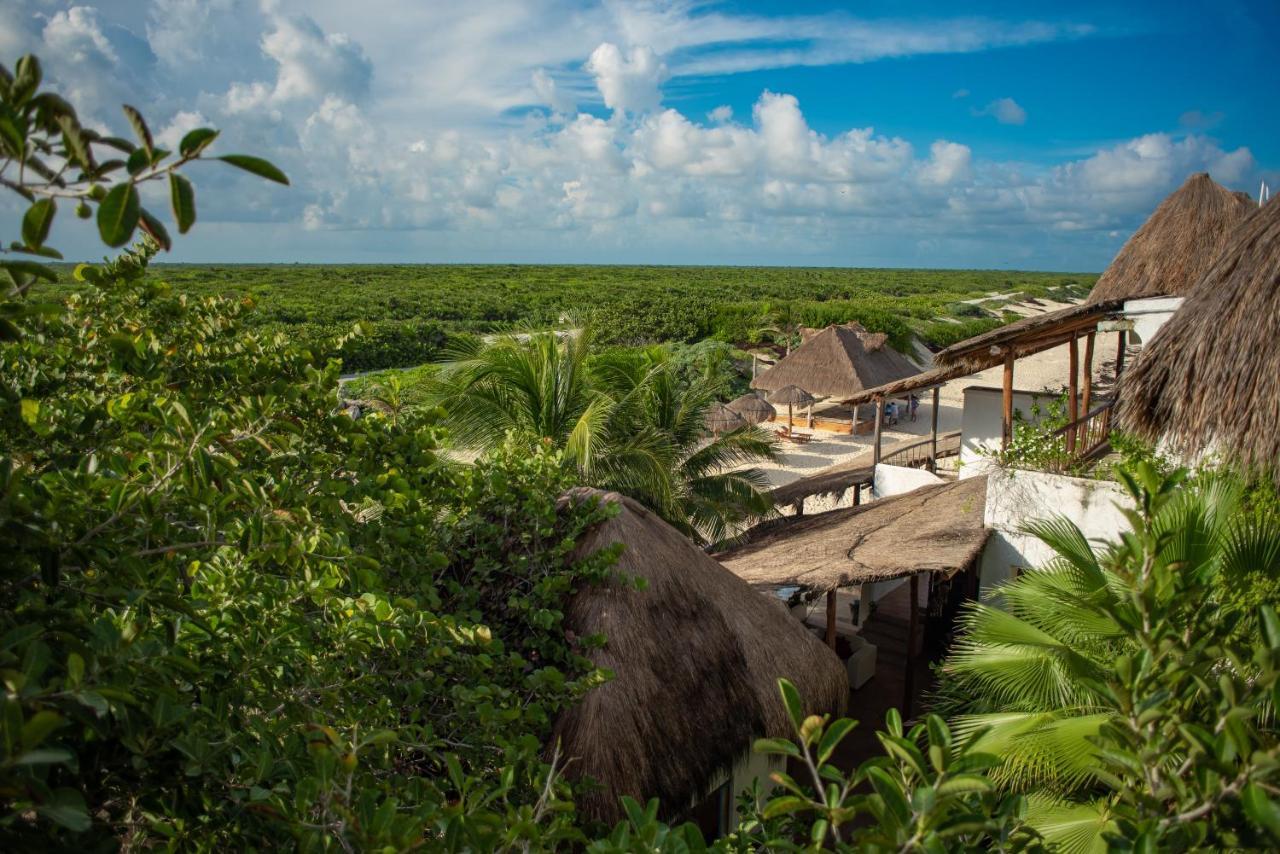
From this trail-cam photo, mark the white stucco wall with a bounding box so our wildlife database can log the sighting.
[978,466,1134,592]
[873,463,945,497]
[958,386,1061,479]
[1123,296,1183,346]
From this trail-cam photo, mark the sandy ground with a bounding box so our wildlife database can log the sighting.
[755,297,1085,488]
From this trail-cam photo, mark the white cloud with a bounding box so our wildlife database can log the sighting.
[531,68,575,114]
[919,141,972,186]
[975,97,1027,125]
[707,105,733,124]
[585,42,667,114]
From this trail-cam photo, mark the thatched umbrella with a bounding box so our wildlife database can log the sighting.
[726,393,776,425]
[769,384,815,430]
[703,402,746,435]
[552,488,848,824]
[1118,196,1278,482]
[1087,172,1254,304]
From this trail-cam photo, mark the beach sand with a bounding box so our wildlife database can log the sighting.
[755,298,1092,488]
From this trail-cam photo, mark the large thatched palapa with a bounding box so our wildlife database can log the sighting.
[1087,172,1255,304]
[1118,197,1280,481]
[929,300,1124,374]
[752,324,920,399]
[716,478,990,591]
[552,488,848,824]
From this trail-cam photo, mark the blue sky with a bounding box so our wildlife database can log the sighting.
[2,0,1277,269]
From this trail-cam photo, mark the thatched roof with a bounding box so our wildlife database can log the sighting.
[932,300,1123,373]
[704,402,746,432]
[716,478,990,592]
[1117,196,1280,481]
[769,384,816,407]
[1087,173,1255,304]
[727,393,776,424]
[752,324,920,399]
[552,488,848,824]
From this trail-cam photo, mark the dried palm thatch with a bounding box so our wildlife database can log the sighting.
[704,402,746,433]
[768,384,816,407]
[552,488,848,824]
[752,324,920,399]
[932,300,1123,373]
[1117,197,1280,482]
[1087,173,1255,304]
[726,393,776,424]
[716,477,990,591]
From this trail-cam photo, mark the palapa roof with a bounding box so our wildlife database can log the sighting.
[716,477,990,592]
[726,393,776,424]
[930,300,1124,374]
[752,324,920,400]
[704,401,746,432]
[552,488,848,824]
[1117,196,1280,482]
[769,384,816,407]
[1087,173,1255,304]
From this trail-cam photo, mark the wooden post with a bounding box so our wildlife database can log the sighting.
[825,590,838,650]
[1001,350,1015,451]
[902,573,920,718]
[873,395,884,465]
[787,403,794,431]
[1081,332,1095,447]
[1114,330,1127,381]
[852,484,861,506]
[1066,335,1079,453]
[807,403,814,430]
[929,386,940,473]
[849,404,857,436]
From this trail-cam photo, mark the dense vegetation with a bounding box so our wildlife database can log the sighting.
[37,263,1092,372]
[6,53,1280,852]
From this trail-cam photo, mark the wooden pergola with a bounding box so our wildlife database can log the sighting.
[840,300,1126,461]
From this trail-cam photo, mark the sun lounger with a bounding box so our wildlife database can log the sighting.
[774,428,813,444]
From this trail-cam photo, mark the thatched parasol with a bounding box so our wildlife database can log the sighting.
[1087,172,1254,304]
[552,488,848,824]
[717,477,991,591]
[768,384,815,429]
[1117,196,1278,482]
[726,393,776,425]
[752,324,920,400]
[703,402,746,435]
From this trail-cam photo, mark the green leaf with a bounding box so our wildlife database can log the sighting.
[761,795,810,819]
[19,398,40,427]
[138,208,172,252]
[97,183,140,247]
[753,737,800,758]
[121,104,153,153]
[866,766,911,825]
[179,127,219,157]
[778,678,803,729]
[218,154,289,185]
[13,747,74,767]
[37,789,91,833]
[817,718,856,764]
[21,198,55,249]
[21,710,63,748]
[1,260,57,283]
[1243,783,1280,838]
[126,147,151,176]
[170,174,196,234]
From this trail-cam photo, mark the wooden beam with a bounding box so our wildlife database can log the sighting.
[825,590,837,650]
[1001,350,1015,451]
[1081,332,1095,446]
[1114,330,1127,381]
[873,395,884,465]
[853,483,861,506]
[929,386,940,473]
[902,573,920,718]
[1066,335,1079,453]
[787,402,794,431]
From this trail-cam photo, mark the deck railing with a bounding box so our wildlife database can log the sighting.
[879,430,963,471]
[1046,400,1114,472]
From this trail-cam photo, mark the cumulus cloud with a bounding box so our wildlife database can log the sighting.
[919,141,972,186]
[585,42,668,114]
[975,97,1027,125]
[531,68,575,114]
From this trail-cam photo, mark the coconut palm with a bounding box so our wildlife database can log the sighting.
[430,331,777,544]
[939,465,1280,852]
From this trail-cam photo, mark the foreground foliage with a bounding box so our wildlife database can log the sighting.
[938,463,1280,851]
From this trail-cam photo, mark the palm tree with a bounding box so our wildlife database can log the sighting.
[430,331,777,544]
[938,466,1280,852]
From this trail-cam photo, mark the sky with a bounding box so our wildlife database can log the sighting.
[2,0,1277,270]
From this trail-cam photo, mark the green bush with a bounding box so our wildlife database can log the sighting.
[917,317,1003,350]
